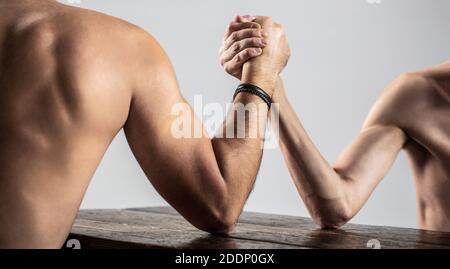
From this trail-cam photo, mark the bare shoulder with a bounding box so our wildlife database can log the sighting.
[417,61,450,102]
[60,5,174,85]
[364,69,446,129]
[12,3,173,94]
[363,62,450,157]
[6,2,166,73]
[49,4,163,60]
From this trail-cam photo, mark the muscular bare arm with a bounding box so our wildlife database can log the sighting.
[124,17,289,234]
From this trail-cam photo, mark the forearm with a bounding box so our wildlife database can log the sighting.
[209,74,274,228]
[273,79,351,226]
[200,15,290,231]
[273,78,408,228]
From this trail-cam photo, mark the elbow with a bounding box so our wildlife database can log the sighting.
[308,198,354,230]
[313,211,352,230]
[195,210,238,235]
[185,172,245,235]
[191,200,239,235]
[192,178,241,235]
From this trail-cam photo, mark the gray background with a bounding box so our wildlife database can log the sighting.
[63,0,450,229]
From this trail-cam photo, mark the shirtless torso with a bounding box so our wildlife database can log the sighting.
[0,1,141,247]
[396,66,450,231]
[0,1,290,248]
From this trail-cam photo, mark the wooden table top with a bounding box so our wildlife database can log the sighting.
[68,207,450,249]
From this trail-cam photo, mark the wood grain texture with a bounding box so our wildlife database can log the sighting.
[67,207,450,249]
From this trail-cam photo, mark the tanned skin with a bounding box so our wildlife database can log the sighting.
[221,17,450,232]
[0,1,290,248]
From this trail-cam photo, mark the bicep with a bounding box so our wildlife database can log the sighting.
[123,40,226,219]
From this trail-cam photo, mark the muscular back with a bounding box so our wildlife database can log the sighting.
[0,1,143,247]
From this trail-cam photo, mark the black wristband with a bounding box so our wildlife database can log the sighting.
[233,84,272,109]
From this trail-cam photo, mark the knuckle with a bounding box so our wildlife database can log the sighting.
[230,32,239,42]
[224,64,233,74]
[250,48,260,56]
[251,38,261,46]
[243,48,252,57]
[231,42,241,52]
[235,53,244,62]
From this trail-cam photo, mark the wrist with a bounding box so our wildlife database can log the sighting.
[234,84,273,109]
[272,77,286,103]
[241,72,277,96]
[241,63,277,96]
